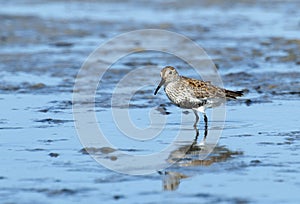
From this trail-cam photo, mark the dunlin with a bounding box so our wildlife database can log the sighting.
[154,66,243,128]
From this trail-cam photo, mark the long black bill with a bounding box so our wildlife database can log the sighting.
[154,79,165,95]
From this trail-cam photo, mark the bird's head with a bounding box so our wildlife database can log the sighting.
[154,66,179,95]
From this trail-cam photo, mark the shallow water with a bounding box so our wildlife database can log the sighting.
[1,0,300,203]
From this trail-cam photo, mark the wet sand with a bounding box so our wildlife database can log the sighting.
[1,0,300,203]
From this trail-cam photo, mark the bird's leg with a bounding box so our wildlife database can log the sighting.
[203,113,208,139]
[192,110,200,142]
[193,110,199,128]
[203,113,208,128]
[193,124,199,142]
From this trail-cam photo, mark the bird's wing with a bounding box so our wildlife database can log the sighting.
[180,76,226,99]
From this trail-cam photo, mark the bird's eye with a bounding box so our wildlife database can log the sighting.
[169,71,172,74]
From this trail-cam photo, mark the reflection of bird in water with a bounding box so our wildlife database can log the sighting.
[160,145,243,191]
[170,144,243,167]
[158,171,188,191]
[154,66,243,131]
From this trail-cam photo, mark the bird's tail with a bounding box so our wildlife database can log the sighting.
[225,89,243,99]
